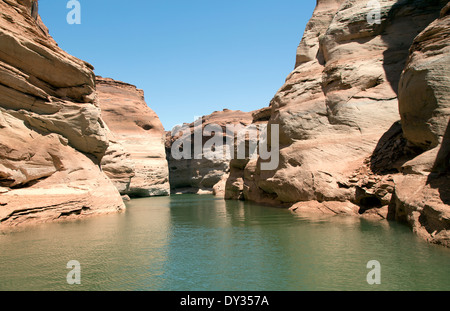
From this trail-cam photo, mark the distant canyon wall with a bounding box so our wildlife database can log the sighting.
[165,109,259,195]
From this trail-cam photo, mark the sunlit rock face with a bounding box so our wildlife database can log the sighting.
[230,0,449,247]
[0,0,125,226]
[96,77,170,197]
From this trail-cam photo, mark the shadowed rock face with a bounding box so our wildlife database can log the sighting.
[224,108,270,201]
[222,0,449,246]
[0,0,125,226]
[96,77,170,197]
[398,2,450,151]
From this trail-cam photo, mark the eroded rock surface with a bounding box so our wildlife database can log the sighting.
[224,0,449,246]
[0,0,125,226]
[256,0,445,204]
[96,77,170,197]
[166,109,255,194]
[390,3,450,247]
[224,107,270,200]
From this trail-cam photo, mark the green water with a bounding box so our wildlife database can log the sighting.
[0,195,449,291]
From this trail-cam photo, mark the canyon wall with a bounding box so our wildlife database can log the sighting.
[391,2,450,246]
[96,77,170,197]
[0,0,125,225]
[224,107,271,200]
[165,109,257,195]
[223,0,449,246]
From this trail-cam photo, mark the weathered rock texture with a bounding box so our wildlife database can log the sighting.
[166,109,255,194]
[224,107,270,200]
[223,0,449,245]
[389,2,450,247]
[96,77,170,197]
[0,0,125,226]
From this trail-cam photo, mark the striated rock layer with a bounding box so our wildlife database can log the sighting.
[96,77,170,197]
[0,0,125,226]
[224,0,449,246]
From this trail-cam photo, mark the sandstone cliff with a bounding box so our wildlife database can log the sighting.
[222,0,449,246]
[390,2,450,247]
[0,0,125,226]
[96,77,170,197]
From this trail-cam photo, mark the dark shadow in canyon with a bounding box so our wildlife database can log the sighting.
[369,0,447,174]
[427,120,450,204]
[369,121,422,175]
[380,0,446,95]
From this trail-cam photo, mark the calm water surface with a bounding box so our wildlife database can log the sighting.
[0,195,449,291]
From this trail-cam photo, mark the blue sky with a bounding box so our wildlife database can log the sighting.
[39,0,316,130]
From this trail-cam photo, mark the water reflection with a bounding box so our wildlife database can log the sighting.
[0,195,449,291]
